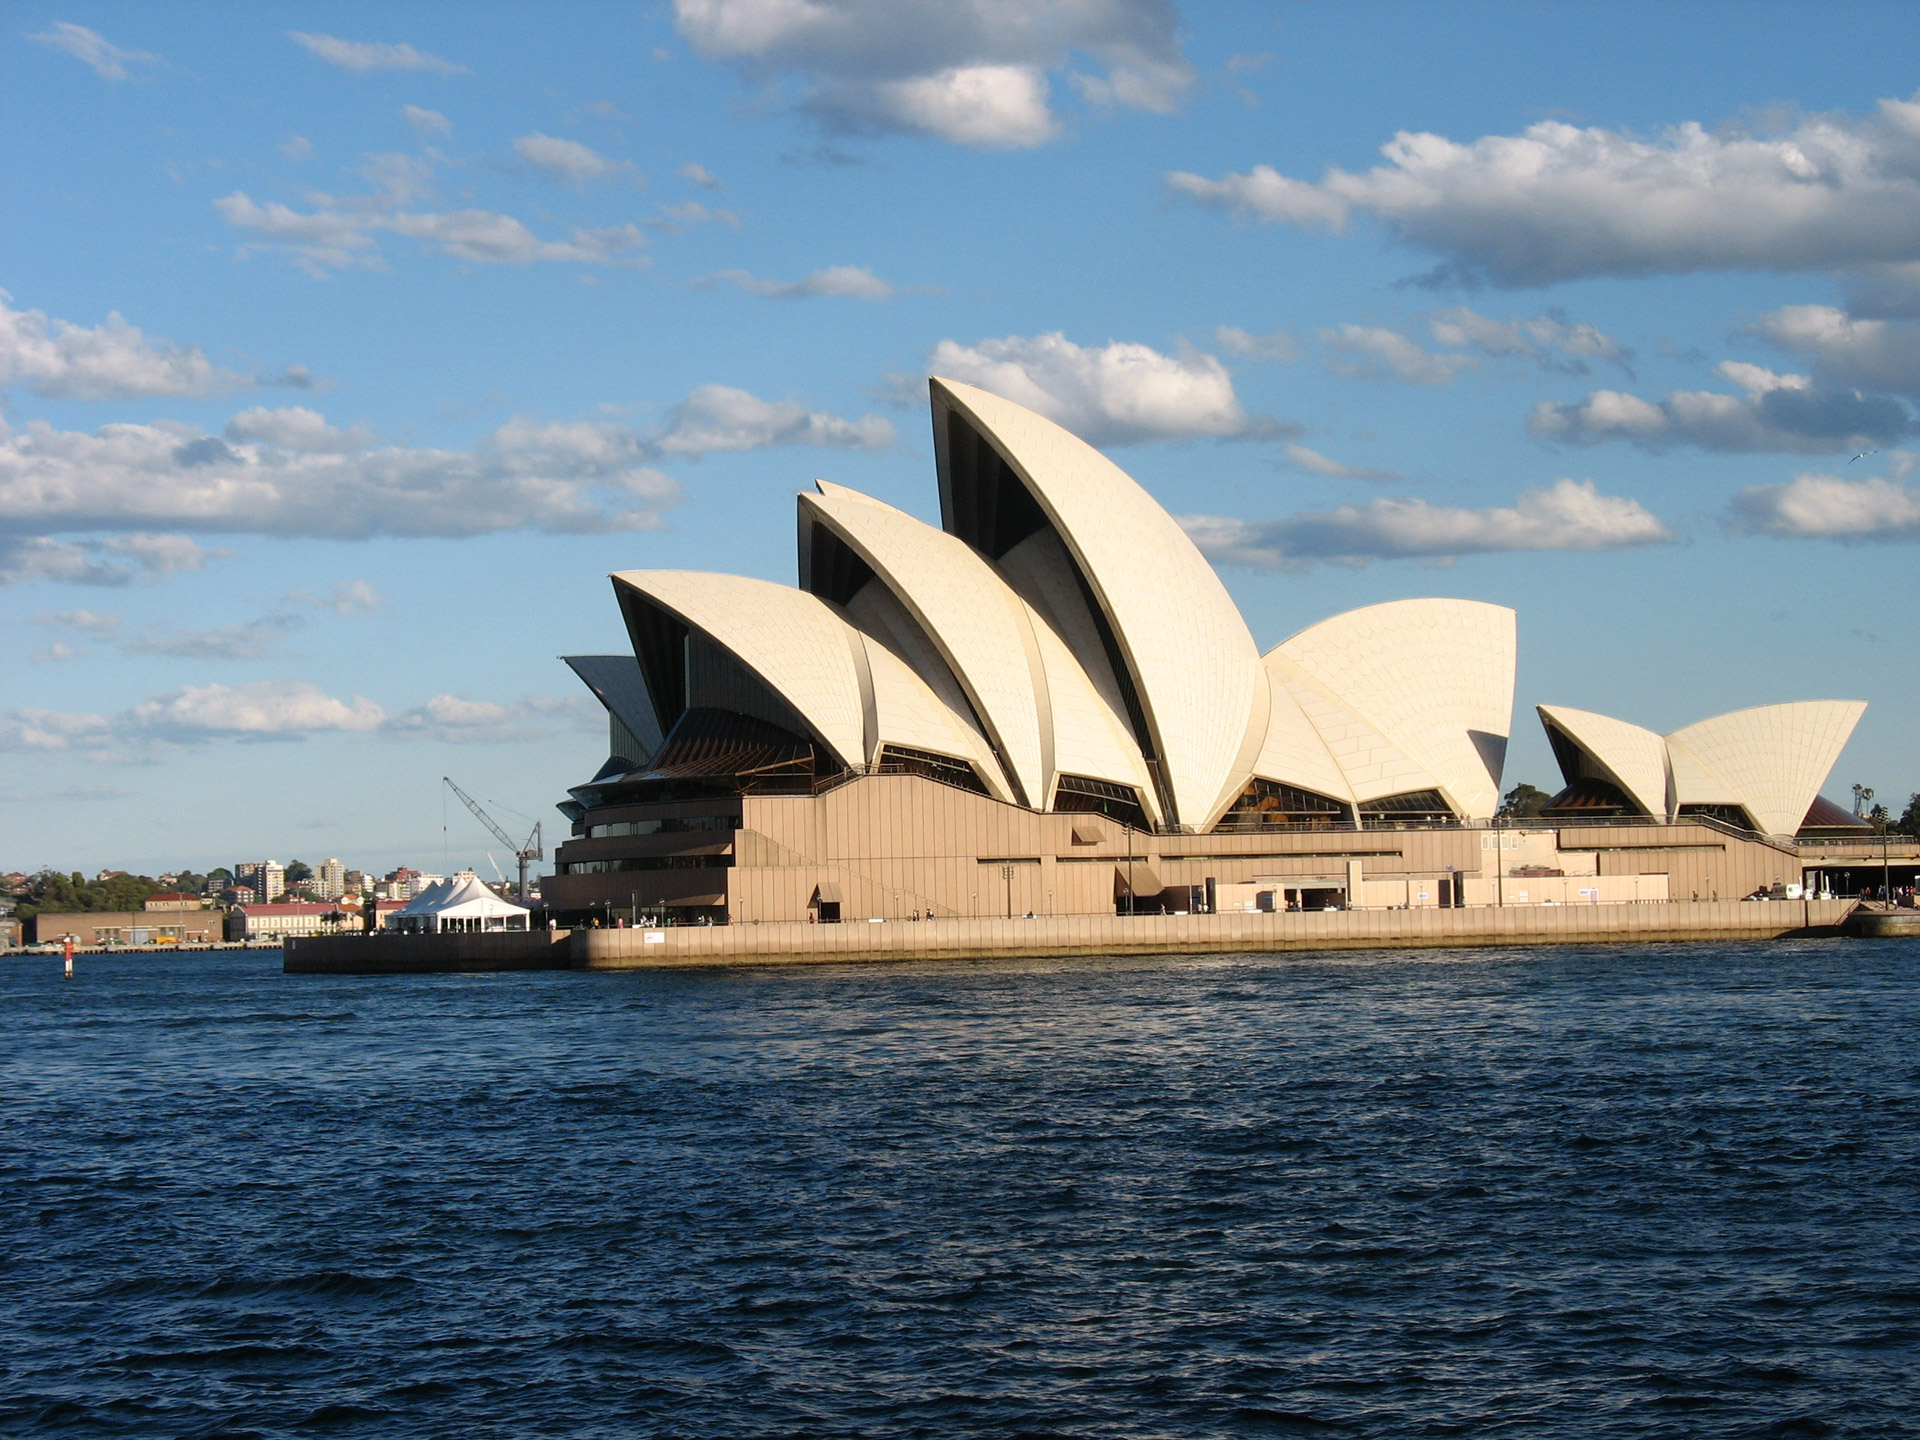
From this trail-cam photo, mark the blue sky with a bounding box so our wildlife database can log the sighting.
[5,1,1918,877]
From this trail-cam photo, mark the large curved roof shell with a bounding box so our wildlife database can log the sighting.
[931,377,1263,828]
[856,629,1010,800]
[1247,665,1355,807]
[611,570,867,770]
[1272,599,1516,819]
[1666,701,1866,837]
[1536,704,1669,817]
[1266,657,1442,806]
[800,483,1047,806]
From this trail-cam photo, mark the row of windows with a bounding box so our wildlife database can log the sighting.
[586,815,741,838]
[560,855,734,874]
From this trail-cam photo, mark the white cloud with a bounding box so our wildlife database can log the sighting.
[1181,479,1672,569]
[382,692,594,743]
[225,406,372,452]
[0,533,217,588]
[927,332,1262,445]
[296,579,382,615]
[679,162,723,189]
[1428,306,1630,374]
[400,105,452,136]
[0,682,590,754]
[0,292,254,401]
[1166,91,1920,295]
[871,65,1056,148]
[29,22,158,81]
[1728,470,1920,540]
[672,0,1190,148]
[31,642,76,663]
[117,614,299,662]
[513,133,640,184]
[0,386,891,544]
[290,33,466,75]
[278,135,314,162]
[216,191,651,273]
[1282,443,1397,482]
[1320,324,1473,385]
[704,264,906,300]
[32,610,121,632]
[1213,326,1298,363]
[654,385,895,456]
[1752,304,1920,401]
[648,201,741,233]
[1530,361,1915,453]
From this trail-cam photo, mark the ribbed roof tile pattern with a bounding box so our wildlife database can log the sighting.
[1667,701,1867,838]
[932,378,1263,827]
[1536,704,1669,817]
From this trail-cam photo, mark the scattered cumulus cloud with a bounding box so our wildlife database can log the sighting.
[290,32,466,75]
[1213,326,1298,363]
[29,22,158,81]
[0,534,218,589]
[928,332,1270,446]
[0,292,256,401]
[0,386,892,551]
[654,386,895,456]
[278,135,314,162]
[1530,361,1915,454]
[672,0,1192,149]
[1728,466,1920,541]
[0,680,589,755]
[1321,324,1474,385]
[1165,90,1920,306]
[32,609,121,632]
[400,105,452,136]
[31,642,76,663]
[1282,443,1397,482]
[648,200,741,233]
[513,132,642,184]
[1751,304,1920,401]
[216,190,650,274]
[1427,307,1630,374]
[702,264,916,300]
[679,162,723,189]
[1181,479,1672,569]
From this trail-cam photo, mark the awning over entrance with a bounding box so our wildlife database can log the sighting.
[810,881,843,905]
[1114,863,1165,898]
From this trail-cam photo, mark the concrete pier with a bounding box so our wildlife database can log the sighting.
[283,899,1858,975]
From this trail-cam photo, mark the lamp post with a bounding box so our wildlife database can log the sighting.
[1001,864,1014,919]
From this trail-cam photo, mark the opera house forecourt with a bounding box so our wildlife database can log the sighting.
[529,377,1881,948]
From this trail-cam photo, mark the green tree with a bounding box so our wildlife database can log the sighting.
[1499,783,1551,819]
[12,868,162,923]
[205,867,233,894]
[1897,794,1920,838]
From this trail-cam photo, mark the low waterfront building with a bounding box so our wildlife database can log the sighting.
[230,902,352,942]
[544,378,1874,925]
[28,910,224,947]
[143,892,209,912]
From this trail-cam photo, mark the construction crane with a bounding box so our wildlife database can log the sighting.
[443,777,542,902]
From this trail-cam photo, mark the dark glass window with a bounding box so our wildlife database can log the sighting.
[1214,779,1350,832]
[1053,775,1151,831]
[874,744,988,794]
[1358,790,1457,828]
[560,855,733,875]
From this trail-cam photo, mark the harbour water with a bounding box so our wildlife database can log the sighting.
[4,941,1917,1437]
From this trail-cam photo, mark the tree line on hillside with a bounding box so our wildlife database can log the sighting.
[4,860,321,923]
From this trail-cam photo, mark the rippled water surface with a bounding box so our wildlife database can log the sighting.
[4,941,1919,1438]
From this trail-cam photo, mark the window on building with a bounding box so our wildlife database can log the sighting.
[1358,790,1457,828]
[1052,775,1151,832]
[1214,779,1350,832]
[874,744,988,794]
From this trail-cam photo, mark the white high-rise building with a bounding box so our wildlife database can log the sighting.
[318,858,345,901]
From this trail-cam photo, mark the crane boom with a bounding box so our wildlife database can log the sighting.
[443,777,543,903]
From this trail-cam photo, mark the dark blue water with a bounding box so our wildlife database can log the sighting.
[4,942,1918,1438]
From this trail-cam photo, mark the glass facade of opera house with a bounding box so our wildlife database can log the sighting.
[543,379,1887,925]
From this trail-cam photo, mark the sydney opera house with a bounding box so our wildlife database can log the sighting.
[545,379,1873,924]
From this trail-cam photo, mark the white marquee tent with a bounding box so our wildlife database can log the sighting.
[388,872,531,933]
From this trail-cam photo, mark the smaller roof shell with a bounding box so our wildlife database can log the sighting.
[1537,704,1669,817]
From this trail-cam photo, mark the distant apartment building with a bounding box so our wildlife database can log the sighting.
[143,892,206,912]
[234,860,286,903]
[229,902,355,942]
[318,858,345,900]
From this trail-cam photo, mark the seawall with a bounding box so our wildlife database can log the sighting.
[281,901,1856,975]
[576,898,1855,970]
[284,930,573,974]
